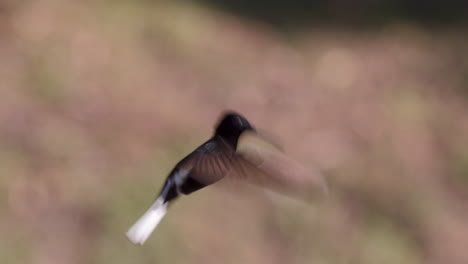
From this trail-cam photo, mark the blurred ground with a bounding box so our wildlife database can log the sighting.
[1,1,468,264]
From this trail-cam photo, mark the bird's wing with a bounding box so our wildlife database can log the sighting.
[177,140,236,186]
[180,133,283,186]
[232,131,328,199]
[177,132,328,199]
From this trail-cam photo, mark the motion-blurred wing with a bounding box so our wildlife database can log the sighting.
[178,140,236,186]
[234,131,328,199]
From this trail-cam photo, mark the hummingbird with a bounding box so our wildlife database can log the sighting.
[126,111,327,245]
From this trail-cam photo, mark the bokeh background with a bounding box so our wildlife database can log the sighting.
[2,1,468,263]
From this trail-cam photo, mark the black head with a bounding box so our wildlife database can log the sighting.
[215,111,254,146]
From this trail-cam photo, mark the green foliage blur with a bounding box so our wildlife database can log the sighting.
[1,1,468,264]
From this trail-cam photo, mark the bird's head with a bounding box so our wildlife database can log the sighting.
[215,111,255,146]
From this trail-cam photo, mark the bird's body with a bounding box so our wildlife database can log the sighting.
[126,111,327,245]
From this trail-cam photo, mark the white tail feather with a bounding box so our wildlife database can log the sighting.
[126,198,167,245]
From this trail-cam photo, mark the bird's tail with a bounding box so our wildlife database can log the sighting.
[126,197,168,245]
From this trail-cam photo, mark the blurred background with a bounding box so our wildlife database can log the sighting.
[1,0,468,263]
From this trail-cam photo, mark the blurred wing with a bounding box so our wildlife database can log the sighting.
[233,131,328,199]
[176,134,278,188]
[254,128,284,152]
[178,141,236,185]
[237,130,281,155]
